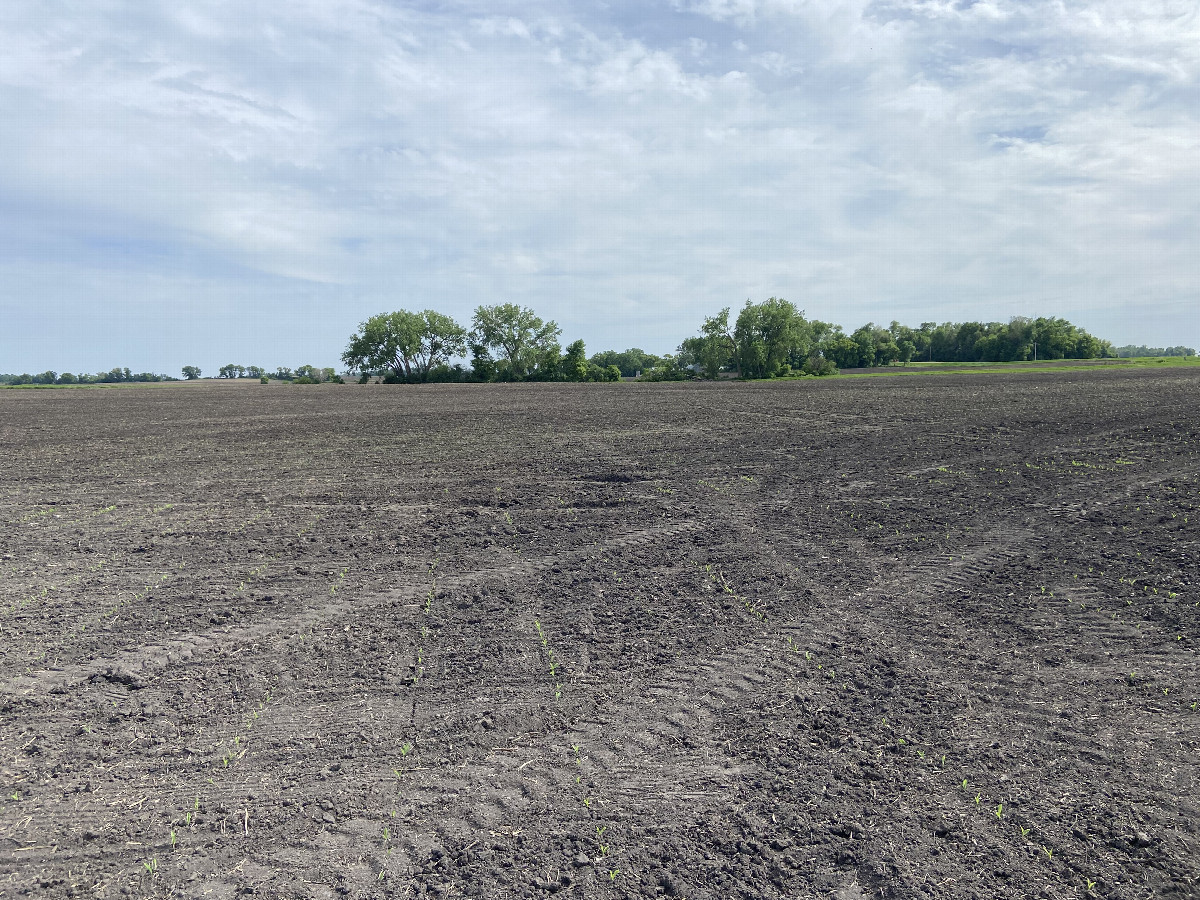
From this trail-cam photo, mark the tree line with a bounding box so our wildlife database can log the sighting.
[338,300,1119,384]
[0,302,1135,387]
[1113,345,1195,358]
[341,305,624,383]
[0,367,176,385]
[667,304,1118,378]
[213,364,343,383]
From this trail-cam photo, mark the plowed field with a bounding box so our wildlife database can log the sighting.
[1,370,1197,899]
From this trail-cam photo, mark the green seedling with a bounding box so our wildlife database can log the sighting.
[608,869,619,882]
[143,859,157,876]
[1043,846,1054,860]
[1086,877,1097,891]
[974,794,982,805]
[400,742,413,756]
[582,797,591,809]
[1019,826,1030,838]
[596,826,606,838]
[995,804,1003,819]
[170,829,177,850]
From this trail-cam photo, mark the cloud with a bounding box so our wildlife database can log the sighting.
[0,0,1197,373]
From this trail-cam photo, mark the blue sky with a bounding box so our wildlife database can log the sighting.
[2,0,1197,374]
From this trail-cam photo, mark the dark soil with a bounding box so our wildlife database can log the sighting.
[1,370,1197,899]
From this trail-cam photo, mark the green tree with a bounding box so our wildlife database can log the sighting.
[343,310,468,382]
[181,366,201,380]
[700,308,737,378]
[218,364,239,379]
[470,304,561,381]
[735,298,809,378]
[562,339,589,382]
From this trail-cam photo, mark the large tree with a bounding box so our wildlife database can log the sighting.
[342,310,468,382]
[471,304,561,381]
[735,298,809,378]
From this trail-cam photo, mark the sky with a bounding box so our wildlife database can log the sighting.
[2,0,1198,375]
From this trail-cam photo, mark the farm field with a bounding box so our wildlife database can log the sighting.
[1,371,1198,900]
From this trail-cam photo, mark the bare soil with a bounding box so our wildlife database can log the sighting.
[1,370,1197,900]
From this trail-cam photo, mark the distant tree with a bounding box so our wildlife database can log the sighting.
[343,310,468,382]
[700,308,737,378]
[823,334,861,369]
[1114,344,1196,358]
[245,366,266,379]
[218,364,239,379]
[295,364,320,382]
[735,298,809,378]
[589,348,663,378]
[561,339,589,382]
[57,372,77,384]
[182,366,201,380]
[471,304,561,381]
[271,367,294,381]
[33,371,57,385]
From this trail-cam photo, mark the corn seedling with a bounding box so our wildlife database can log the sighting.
[143,859,157,876]
[608,869,619,882]
[994,804,1003,819]
[170,829,177,850]
[1042,846,1054,860]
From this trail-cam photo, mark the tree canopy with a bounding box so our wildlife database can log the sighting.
[342,310,468,382]
[470,304,562,381]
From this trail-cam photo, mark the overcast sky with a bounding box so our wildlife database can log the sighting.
[2,0,1197,374]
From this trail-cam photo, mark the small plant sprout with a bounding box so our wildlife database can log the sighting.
[916,749,925,759]
[608,869,619,882]
[143,859,158,876]
[1086,877,1098,891]
[400,742,413,756]
[1043,846,1054,860]
[582,797,591,809]
[1019,826,1031,838]
[170,829,177,850]
[974,794,982,806]
[995,803,1003,819]
[596,826,606,839]
[961,779,969,790]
